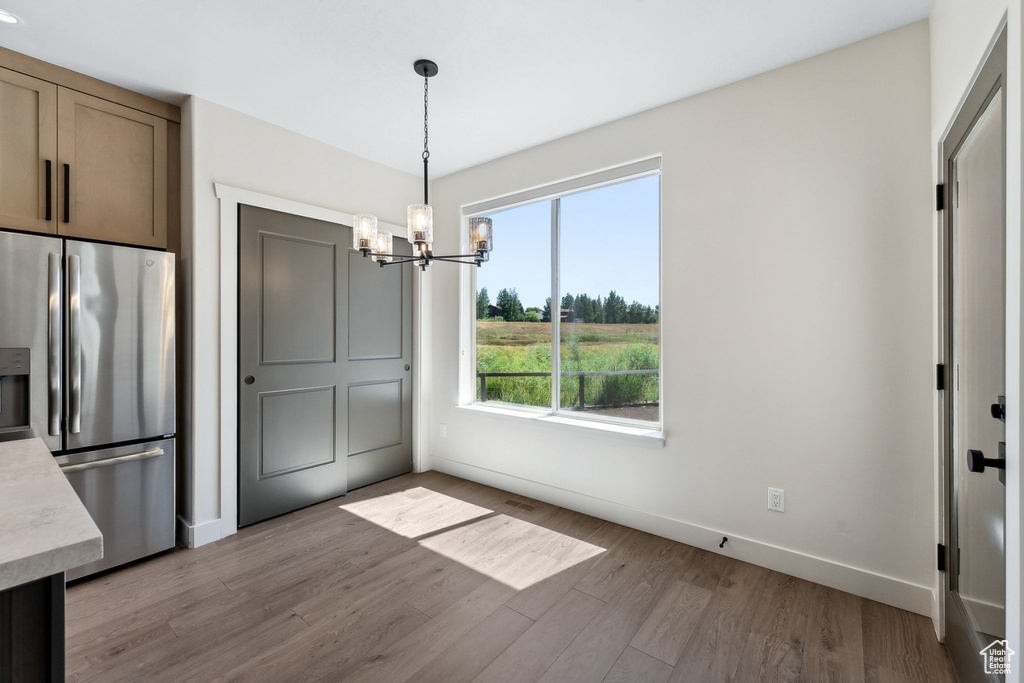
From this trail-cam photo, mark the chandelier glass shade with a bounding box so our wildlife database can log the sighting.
[371,229,393,264]
[408,204,433,248]
[352,213,377,251]
[470,217,493,253]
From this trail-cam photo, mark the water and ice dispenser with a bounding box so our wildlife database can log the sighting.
[0,348,30,433]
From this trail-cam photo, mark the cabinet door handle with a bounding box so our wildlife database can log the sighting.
[44,160,52,221]
[62,163,70,223]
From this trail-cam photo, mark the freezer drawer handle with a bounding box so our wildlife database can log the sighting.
[48,252,62,436]
[59,447,164,474]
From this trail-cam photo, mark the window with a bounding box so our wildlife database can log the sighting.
[468,160,661,427]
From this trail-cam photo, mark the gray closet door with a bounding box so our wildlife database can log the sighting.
[344,244,414,490]
[238,205,412,527]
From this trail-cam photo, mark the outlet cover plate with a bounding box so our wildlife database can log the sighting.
[768,487,785,512]
[439,424,447,438]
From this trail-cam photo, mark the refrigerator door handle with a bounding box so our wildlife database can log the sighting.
[48,252,62,436]
[68,253,81,434]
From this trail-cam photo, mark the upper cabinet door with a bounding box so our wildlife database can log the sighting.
[0,67,57,234]
[57,88,167,248]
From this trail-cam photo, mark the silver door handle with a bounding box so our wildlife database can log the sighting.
[59,447,164,474]
[68,253,81,434]
[48,252,62,436]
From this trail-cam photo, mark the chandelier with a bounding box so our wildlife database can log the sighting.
[353,59,493,271]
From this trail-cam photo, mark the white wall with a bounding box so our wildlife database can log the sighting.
[930,1,1012,147]
[428,22,936,616]
[179,96,421,542]
[929,0,1024,666]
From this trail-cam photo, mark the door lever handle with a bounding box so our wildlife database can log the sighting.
[967,449,1006,473]
[991,395,1006,421]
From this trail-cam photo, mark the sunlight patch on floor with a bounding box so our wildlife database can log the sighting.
[340,487,495,538]
[417,512,606,590]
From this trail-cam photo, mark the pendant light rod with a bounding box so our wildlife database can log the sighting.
[422,76,429,204]
[415,59,437,206]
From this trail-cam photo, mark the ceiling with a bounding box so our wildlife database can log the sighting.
[0,1,928,177]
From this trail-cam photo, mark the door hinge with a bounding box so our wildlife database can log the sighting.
[936,183,945,211]
[936,363,945,391]
[937,543,946,572]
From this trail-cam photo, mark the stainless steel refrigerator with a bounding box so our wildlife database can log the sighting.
[0,230,175,580]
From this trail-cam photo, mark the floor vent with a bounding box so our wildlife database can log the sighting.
[504,498,538,512]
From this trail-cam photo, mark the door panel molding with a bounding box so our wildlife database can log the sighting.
[348,250,405,361]
[258,385,337,479]
[258,231,337,365]
[347,379,403,455]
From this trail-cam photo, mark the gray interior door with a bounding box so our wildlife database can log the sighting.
[238,205,412,527]
[942,28,1007,683]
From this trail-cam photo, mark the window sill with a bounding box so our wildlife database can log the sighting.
[455,403,666,444]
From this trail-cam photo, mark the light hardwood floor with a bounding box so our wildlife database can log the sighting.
[65,471,956,682]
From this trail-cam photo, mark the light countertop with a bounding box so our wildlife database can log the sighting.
[0,437,102,591]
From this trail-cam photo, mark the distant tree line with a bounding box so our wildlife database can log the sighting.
[561,291,659,324]
[477,287,658,324]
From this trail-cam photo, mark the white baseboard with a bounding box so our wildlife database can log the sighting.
[430,455,935,617]
[177,515,222,549]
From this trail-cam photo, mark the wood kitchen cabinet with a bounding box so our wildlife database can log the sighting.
[0,66,57,235]
[57,89,167,247]
[0,47,177,249]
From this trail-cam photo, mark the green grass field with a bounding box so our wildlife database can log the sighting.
[476,321,659,409]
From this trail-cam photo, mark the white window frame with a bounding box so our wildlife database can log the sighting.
[459,158,663,432]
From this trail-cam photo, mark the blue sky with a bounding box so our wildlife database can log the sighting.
[476,174,660,311]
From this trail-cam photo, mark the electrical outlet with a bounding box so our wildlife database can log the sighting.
[439,424,447,438]
[768,487,785,513]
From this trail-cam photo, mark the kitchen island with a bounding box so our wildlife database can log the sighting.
[0,437,102,683]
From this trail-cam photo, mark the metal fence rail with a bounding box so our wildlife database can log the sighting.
[477,369,658,408]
